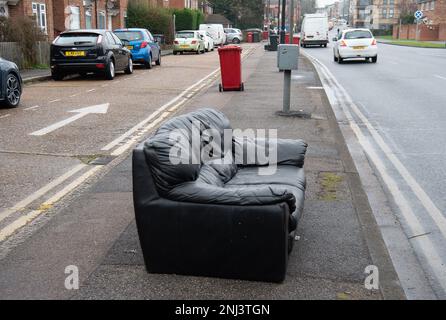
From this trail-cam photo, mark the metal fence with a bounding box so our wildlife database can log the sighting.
[0,41,50,69]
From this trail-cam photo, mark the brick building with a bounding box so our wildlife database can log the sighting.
[2,0,128,40]
[417,0,446,24]
[350,0,402,30]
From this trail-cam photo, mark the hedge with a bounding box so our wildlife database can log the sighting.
[126,2,205,44]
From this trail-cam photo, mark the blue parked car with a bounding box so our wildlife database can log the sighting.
[114,28,161,69]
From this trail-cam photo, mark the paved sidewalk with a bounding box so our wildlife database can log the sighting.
[0,44,405,299]
[21,68,51,83]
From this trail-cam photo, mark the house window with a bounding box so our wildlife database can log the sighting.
[389,0,394,5]
[431,1,436,10]
[389,8,394,18]
[85,9,92,29]
[0,4,8,17]
[382,0,387,5]
[69,6,80,30]
[382,8,387,18]
[98,11,106,29]
[32,2,47,33]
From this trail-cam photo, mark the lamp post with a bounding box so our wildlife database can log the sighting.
[280,0,286,44]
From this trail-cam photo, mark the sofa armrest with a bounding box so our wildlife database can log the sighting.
[233,137,308,167]
[166,181,296,212]
[134,198,290,282]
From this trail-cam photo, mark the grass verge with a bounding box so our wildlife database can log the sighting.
[377,37,446,48]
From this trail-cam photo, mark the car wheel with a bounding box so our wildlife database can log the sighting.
[4,73,21,107]
[232,38,240,44]
[156,54,161,66]
[338,57,343,64]
[105,60,115,80]
[125,57,133,74]
[371,56,377,63]
[334,55,338,62]
[173,51,178,55]
[180,51,184,55]
[51,71,64,81]
[145,55,153,69]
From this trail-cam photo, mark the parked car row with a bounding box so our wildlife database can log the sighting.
[1,24,245,108]
[50,28,161,81]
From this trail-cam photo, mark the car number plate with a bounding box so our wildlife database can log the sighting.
[126,45,133,50]
[180,45,189,48]
[352,46,366,50]
[65,51,86,57]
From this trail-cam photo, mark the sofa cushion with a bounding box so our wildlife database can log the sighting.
[144,108,233,195]
[226,165,306,191]
[226,165,306,230]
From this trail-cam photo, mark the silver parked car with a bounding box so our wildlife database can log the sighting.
[224,28,243,44]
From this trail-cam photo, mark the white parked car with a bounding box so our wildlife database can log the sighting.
[333,28,378,63]
[199,24,226,47]
[197,30,215,52]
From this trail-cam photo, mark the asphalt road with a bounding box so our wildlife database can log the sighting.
[303,33,446,298]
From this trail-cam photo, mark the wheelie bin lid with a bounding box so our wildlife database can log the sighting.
[218,45,242,54]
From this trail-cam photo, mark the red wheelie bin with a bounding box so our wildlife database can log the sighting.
[218,45,244,92]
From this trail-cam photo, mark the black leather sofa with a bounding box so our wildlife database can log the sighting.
[133,108,307,282]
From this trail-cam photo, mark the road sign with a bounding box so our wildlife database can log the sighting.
[414,10,423,20]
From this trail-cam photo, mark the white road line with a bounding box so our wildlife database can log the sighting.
[101,67,220,152]
[49,99,61,103]
[87,89,96,92]
[0,164,86,223]
[306,86,324,90]
[24,105,41,111]
[110,111,171,156]
[434,74,446,81]
[0,114,10,119]
[306,52,446,292]
[0,165,102,242]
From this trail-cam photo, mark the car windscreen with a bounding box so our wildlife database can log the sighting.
[114,31,144,41]
[55,33,99,45]
[176,32,195,39]
[344,30,372,39]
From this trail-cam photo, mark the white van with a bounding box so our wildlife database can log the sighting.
[300,13,329,48]
[199,24,226,47]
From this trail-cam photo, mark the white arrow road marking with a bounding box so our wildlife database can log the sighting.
[434,74,446,81]
[30,103,109,136]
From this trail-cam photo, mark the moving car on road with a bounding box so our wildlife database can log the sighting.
[224,28,243,44]
[173,31,205,55]
[333,28,378,63]
[0,58,22,107]
[114,28,161,69]
[197,30,215,52]
[50,29,133,81]
[300,13,329,47]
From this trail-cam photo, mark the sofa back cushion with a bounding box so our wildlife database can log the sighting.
[144,108,234,195]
